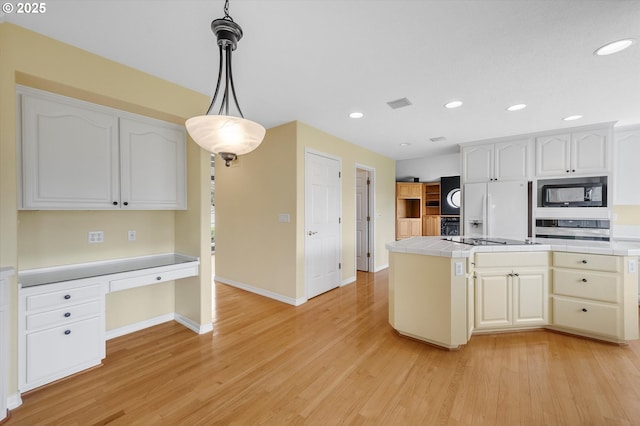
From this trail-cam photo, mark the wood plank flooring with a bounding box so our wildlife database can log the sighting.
[8,270,640,425]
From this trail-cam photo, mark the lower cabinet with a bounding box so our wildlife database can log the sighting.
[19,279,106,393]
[474,252,549,331]
[396,218,422,240]
[550,252,638,342]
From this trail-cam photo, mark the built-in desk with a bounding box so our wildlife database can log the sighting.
[17,253,199,393]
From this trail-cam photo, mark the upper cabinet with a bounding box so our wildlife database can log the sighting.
[18,87,186,210]
[614,126,640,205]
[462,139,529,183]
[535,128,609,177]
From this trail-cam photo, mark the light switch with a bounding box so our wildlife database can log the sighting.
[278,213,290,223]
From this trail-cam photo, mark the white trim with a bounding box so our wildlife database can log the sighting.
[7,393,22,410]
[355,163,376,273]
[106,313,175,340]
[175,314,213,335]
[341,276,356,286]
[106,313,212,340]
[215,275,307,306]
[374,264,389,273]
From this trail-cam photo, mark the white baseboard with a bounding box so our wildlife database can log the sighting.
[106,313,175,340]
[175,314,213,334]
[374,264,389,273]
[106,313,213,340]
[341,276,356,286]
[215,275,306,306]
[8,393,22,410]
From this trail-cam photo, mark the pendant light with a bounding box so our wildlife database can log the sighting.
[185,0,265,166]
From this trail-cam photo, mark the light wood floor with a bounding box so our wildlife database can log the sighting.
[8,270,640,425]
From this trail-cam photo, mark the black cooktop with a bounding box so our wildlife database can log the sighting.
[443,237,537,246]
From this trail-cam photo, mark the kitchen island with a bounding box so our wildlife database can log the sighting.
[387,237,640,349]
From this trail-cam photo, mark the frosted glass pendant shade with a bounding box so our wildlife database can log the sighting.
[186,114,265,155]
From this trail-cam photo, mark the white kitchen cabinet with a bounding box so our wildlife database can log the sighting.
[18,86,186,210]
[0,268,14,422]
[462,139,529,183]
[550,252,638,343]
[474,252,548,331]
[614,126,640,205]
[535,128,609,177]
[18,278,106,393]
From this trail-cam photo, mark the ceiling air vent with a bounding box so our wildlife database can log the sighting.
[386,97,412,109]
[430,136,447,143]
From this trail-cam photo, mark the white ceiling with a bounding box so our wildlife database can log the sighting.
[4,0,640,160]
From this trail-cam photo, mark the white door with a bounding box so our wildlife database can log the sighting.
[356,169,370,272]
[305,151,341,298]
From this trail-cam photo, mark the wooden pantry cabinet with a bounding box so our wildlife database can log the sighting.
[396,183,423,240]
[18,86,187,210]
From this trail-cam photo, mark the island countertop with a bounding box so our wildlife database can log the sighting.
[386,236,640,257]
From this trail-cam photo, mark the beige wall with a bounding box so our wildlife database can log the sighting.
[0,24,212,398]
[215,121,395,302]
[613,206,640,225]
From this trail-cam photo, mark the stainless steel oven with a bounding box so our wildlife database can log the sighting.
[535,219,610,241]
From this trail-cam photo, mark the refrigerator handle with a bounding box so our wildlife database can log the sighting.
[485,192,490,237]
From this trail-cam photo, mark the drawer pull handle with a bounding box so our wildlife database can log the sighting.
[581,308,588,313]
[64,312,71,318]
[156,276,162,281]
[64,294,71,300]
[581,278,588,283]
[64,330,71,335]
[581,260,588,264]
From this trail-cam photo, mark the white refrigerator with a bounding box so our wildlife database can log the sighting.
[463,181,528,240]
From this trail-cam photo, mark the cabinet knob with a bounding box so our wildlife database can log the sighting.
[123,202,129,206]
[514,273,519,277]
[64,312,71,318]
[64,329,71,335]
[581,260,588,264]
[581,278,588,283]
[156,276,162,281]
[581,308,588,313]
[113,201,118,206]
[64,294,71,300]
[566,170,570,173]
[572,169,576,173]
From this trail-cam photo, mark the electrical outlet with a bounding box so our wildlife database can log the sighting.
[128,230,136,241]
[629,259,636,273]
[455,261,464,276]
[88,231,104,243]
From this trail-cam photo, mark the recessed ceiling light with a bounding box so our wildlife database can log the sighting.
[594,39,635,56]
[563,115,583,121]
[349,112,364,119]
[399,143,411,147]
[507,104,527,111]
[445,100,463,109]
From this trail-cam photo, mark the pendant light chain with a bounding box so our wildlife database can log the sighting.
[223,0,233,21]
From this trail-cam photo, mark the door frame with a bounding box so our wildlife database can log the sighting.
[304,148,342,300]
[355,164,375,273]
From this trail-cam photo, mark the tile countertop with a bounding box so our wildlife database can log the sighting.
[386,237,640,258]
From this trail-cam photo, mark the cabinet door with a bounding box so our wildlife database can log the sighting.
[571,129,608,175]
[614,128,640,204]
[462,145,494,183]
[396,183,422,198]
[475,272,511,329]
[20,93,120,209]
[423,215,441,236]
[535,134,570,177]
[397,219,421,239]
[512,270,548,326]
[119,117,187,209]
[494,139,529,181]
[410,219,422,237]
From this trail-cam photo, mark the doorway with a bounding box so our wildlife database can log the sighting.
[305,150,342,299]
[356,166,374,272]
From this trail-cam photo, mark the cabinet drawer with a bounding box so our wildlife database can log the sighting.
[553,269,620,303]
[25,317,104,385]
[26,301,101,331]
[552,297,620,338]
[109,266,197,292]
[474,252,548,268]
[25,284,103,312]
[553,252,621,272]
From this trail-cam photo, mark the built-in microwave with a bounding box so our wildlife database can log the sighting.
[541,182,606,207]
